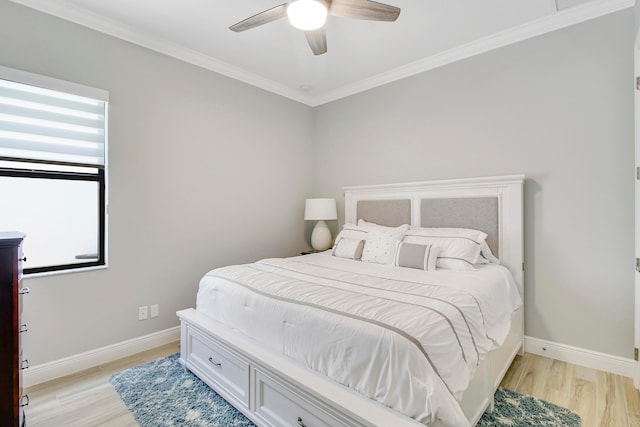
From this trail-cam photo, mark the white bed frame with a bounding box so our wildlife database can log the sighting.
[177,174,525,427]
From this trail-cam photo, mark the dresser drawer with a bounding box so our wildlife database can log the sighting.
[255,369,350,427]
[185,326,250,408]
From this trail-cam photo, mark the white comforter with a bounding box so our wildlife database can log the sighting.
[195,253,522,426]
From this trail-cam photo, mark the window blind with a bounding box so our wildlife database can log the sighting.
[0,76,107,168]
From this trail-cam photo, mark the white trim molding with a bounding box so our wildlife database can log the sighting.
[8,0,634,107]
[23,327,180,388]
[525,336,636,379]
[309,0,633,106]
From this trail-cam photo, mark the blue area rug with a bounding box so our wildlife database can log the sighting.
[110,353,254,427]
[476,387,581,427]
[110,353,581,426]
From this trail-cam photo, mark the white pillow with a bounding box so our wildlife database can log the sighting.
[402,227,487,271]
[358,219,409,234]
[357,221,409,265]
[332,237,365,260]
[478,241,500,264]
[394,242,439,271]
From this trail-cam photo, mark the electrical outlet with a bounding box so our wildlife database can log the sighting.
[150,304,159,318]
[138,306,148,320]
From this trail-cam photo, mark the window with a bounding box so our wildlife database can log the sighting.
[0,66,108,275]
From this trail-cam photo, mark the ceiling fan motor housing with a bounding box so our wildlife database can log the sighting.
[287,0,329,31]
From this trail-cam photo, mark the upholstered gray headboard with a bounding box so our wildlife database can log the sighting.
[345,175,524,287]
[356,197,499,255]
[422,197,499,255]
[356,199,411,227]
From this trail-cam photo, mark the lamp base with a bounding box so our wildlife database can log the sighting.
[311,220,332,251]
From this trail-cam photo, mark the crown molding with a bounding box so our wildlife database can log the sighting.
[308,0,634,106]
[9,0,634,107]
[8,0,310,105]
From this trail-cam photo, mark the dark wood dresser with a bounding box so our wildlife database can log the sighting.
[0,232,27,427]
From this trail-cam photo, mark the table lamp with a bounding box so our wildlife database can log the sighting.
[304,198,337,251]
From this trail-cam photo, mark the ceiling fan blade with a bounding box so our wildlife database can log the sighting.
[328,0,400,22]
[229,3,288,32]
[304,28,327,56]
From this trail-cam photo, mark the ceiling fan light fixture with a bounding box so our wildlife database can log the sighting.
[287,0,328,31]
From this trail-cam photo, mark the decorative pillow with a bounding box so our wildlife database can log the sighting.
[394,242,439,271]
[361,230,402,264]
[333,223,368,245]
[332,237,365,260]
[402,227,487,271]
[353,220,410,265]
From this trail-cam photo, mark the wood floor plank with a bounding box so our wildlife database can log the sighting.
[98,412,139,427]
[625,376,640,416]
[500,353,529,390]
[597,371,629,427]
[574,364,598,382]
[514,353,553,397]
[540,358,572,408]
[569,377,596,427]
[28,392,131,427]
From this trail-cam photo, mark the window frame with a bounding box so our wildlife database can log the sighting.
[0,164,106,274]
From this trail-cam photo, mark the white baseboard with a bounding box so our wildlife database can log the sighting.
[525,336,636,378]
[23,326,180,388]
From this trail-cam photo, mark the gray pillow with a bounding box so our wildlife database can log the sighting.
[395,242,438,271]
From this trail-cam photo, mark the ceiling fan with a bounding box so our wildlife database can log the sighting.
[229,0,401,56]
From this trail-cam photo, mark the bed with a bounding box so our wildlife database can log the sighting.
[177,174,525,427]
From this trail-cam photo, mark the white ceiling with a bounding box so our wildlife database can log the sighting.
[9,0,632,106]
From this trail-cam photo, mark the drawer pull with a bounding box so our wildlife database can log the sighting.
[20,256,27,262]
[20,394,29,407]
[297,417,307,427]
[19,287,30,295]
[208,356,221,367]
[21,359,29,370]
[19,323,28,333]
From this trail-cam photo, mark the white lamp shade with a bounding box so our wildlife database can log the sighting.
[304,198,337,221]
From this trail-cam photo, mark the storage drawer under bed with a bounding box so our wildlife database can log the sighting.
[254,368,351,427]
[184,325,250,408]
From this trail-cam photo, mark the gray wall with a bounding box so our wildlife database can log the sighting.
[0,0,314,365]
[313,10,635,358]
[0,0,635,364]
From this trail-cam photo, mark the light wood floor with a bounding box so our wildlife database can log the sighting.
[501,352,640,427]
[23,342,180,427]
[23,344,639,427]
